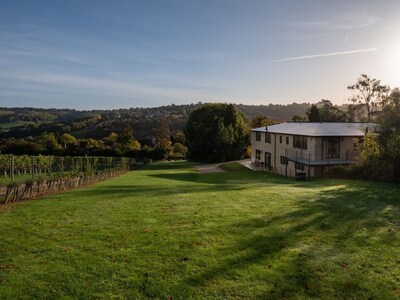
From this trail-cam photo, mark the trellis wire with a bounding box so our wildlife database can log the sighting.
[0,154,135,184]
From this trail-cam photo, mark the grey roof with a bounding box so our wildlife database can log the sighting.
[251,122,377,137]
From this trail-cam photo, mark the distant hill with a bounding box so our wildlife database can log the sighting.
[0,102,312,140]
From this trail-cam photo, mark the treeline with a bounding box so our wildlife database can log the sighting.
[0,102,311,125]
[0,102,311,160]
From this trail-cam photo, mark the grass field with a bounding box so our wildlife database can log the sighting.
[0,162,399,299]
[0,121,35,132]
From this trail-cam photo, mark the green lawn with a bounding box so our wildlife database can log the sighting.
[0,162,399,299]
[0,121,35,132]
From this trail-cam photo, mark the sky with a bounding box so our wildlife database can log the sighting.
[0,0,399,109]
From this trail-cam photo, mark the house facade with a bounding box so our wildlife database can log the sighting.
[251,122,375,177]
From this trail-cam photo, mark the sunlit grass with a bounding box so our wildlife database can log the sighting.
[0,162,399,299]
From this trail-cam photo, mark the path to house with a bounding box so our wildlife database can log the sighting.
[195,159,256,173]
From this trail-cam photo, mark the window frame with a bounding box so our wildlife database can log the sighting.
[265,152,272,167]
[326,137,340,159]
[265,133,271,143]
[293,135,307,150]
[255,149,261,160]
[255,132,261,141]
[295,162,305,171]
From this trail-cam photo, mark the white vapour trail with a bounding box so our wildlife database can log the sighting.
[271,48,378,62]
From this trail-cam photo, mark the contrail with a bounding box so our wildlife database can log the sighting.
[271,47,378,62]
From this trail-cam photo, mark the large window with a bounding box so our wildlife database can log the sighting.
[255,132,261,141]
[265,133,271,143]
[280,156,288,165]
[286,136,289,145]
[265,152,271,167]
[327,138,340,158]
[293,136,307,150]
[279,136,282,143]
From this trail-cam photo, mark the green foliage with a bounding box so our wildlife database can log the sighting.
[345,88,400,182]
[291,115,306,122]
[347,74,390,122]
[306,105,321,122]
[307,100,347,122]
[172,142,187,159]
[249,115,276,128]
[38,132,62,153]
[59,133,78,149]
[185,104,249,163]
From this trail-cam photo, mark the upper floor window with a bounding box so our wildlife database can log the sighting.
[255,132,261,141]
[265,133,271,143]
[279,136,282,143]
[286,136,289,144]
[293,136,307,150]
[327,138,340,158]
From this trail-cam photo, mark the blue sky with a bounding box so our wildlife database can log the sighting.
[0,0,399,109]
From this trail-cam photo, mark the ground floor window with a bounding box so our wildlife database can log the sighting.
[265,152,271,167]
[280,156,288,165]
[295,162,305,171]
[255,149,261,160]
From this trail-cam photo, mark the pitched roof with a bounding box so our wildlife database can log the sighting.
[251,122,376,137]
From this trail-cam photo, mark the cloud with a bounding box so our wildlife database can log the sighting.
[289,10,378,30]
[271,48,378,63]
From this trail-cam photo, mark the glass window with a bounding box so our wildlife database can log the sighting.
[279,136,282,143]
[255,149,261,160]
[280,156,288,165]
[293,136,307,150]
[327,138,340,158]
[255,132,261,141]
[265,152,271,166]
[265,133,271,143]
[286,136,289,144]
[295,162,305,171]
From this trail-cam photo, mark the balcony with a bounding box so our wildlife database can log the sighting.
[285,148,361,166]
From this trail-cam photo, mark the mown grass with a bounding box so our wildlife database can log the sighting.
[0,162,399,299]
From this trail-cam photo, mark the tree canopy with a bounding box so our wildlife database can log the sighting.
[347,74,390,122]
[185,104,249,163]
[306,105,321,122]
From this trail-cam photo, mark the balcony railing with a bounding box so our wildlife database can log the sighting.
[285,148,361,166]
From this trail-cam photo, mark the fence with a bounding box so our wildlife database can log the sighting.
[0,154,136,204]
[0,154,135,184]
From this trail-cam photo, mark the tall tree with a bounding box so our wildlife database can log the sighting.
[185,104,249,163]
[306,105,321,122]
[306,100,346,122]
[249,115,275,128]
[347,74,390,122]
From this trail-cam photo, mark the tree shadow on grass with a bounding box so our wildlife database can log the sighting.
[179,184,400,299]
[141,161,198,171]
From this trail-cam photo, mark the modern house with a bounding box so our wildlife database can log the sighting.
[250,122,376,178]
